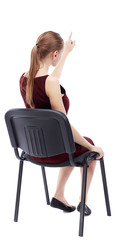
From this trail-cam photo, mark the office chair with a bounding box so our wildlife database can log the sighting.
[5,108,111,237]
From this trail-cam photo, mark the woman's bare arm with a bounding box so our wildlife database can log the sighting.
[51,51,68,79]
[51,33,75,79]
[71,124,104,159]
[70,124,94,150]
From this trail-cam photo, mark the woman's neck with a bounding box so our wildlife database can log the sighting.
[35,58,51,77]
[35,68,49,77]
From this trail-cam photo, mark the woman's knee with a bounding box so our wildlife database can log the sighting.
[88,160,96,172]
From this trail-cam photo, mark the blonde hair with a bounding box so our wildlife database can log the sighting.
[26,31,64,108]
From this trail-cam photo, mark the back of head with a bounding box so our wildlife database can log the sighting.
[36,31,64,59]
[26,31,64,108]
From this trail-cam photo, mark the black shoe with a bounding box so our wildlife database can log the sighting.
[77,202,92,216]
[50,197,76,212]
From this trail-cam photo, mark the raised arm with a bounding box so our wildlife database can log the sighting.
[51,32,75,79]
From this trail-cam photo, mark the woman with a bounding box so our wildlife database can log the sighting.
[20,31,104,216]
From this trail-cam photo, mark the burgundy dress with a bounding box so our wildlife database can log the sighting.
[19,73,95,164]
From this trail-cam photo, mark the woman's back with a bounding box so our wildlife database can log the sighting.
[20,73,70,114]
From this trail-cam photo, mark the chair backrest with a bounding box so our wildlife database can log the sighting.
[5,108,76,158]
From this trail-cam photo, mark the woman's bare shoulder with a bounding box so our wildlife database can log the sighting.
[45,75,59,97]
[47,75,58,82]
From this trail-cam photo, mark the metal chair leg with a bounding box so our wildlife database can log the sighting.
[79,164,88,237]
[41,166,50,205]
[14,160,24,222]
[100,158,111,216]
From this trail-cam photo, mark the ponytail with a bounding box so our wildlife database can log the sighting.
[26,46,40,108]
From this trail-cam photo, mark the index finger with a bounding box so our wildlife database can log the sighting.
[68,32,72,41]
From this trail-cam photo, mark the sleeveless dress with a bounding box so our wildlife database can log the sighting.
[19,73,95,164]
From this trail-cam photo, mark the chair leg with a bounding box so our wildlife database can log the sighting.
[100,158,111,216]
[79,164,88,237]
[14,160,24,222]
[41,166,50,205]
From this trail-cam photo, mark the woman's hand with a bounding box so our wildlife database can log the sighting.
[51,33,75,79]
[90,145,104,160]
[64,32,75,54]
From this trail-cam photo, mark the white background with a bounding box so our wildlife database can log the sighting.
[0,0,140,239]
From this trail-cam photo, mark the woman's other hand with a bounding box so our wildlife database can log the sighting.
[90,146,104,160]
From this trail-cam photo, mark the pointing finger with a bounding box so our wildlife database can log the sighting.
[68,32,72,41]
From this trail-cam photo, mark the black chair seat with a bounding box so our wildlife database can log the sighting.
[21,150,99,167]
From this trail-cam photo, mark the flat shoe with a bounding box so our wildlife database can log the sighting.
[50,197,76,212]
[77,202,92,216]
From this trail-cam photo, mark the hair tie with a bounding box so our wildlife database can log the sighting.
[36,43,39,48]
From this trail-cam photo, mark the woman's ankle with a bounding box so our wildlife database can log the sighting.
[54,193,71,206]
[54,191,64,199]
[79,196,88,204]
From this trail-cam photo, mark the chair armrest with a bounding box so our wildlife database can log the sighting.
[86,152,99,162]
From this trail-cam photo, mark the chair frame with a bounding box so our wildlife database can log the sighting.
[5,108,111,237]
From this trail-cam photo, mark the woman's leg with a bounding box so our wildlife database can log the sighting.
[80,160,97,204]
[54,166,74,206]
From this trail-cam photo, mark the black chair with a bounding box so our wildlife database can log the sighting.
[5,108,111,237]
